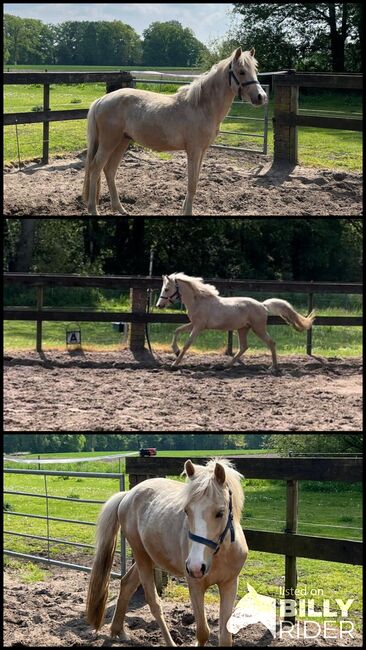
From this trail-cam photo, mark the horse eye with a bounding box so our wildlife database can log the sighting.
[216,511,224,518]
[239,71,246,76]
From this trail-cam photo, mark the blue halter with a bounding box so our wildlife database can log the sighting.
[188,490,235,555]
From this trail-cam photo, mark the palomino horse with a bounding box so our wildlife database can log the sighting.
[157,273,315,368]
[82,47,267,215]
[86,459,247,646]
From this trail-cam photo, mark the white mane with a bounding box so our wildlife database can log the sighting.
[176,63,221,106]
[171,272,219,298]
[176,50,258,107]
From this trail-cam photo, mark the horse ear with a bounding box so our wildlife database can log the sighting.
[184,459,195,479]
[250,47,255,57]
[234,47,242,60]
[214,462,226,485]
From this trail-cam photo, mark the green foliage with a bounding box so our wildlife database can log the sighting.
[4,434,248,454]
[231,3,362,72]
[266,434,363,455]
[4,219,362,282]
[142,21,208,66]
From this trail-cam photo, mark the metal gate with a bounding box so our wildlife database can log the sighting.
[4,459,127,579]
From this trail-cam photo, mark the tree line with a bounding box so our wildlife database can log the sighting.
[4,219,363,284]
[4,433,362,454]
[4,4,362,71]
[4,16,207,67]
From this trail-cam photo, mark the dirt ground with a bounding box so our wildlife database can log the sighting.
[4,566,362,647]
[4,350,362,431]
[3,148,363,216]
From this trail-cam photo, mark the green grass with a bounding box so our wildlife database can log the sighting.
[4,288,362,356]
[4,458,362,630]
[3,310,362,357]
[3,68,363,172]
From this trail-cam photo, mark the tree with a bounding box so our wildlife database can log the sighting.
[232,3,362,71]
[15,220,36,271]
[266,434,363,454]
[142,21,206,66]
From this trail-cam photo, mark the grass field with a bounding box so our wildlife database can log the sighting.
[3,65,363,171]
[4,449,362,630]
[4,290,362,356]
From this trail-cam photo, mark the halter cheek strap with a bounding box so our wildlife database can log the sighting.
[229,63,261,100]
[158,279,181,305]
[188,490,235,555]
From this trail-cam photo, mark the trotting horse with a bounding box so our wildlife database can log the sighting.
[82,47,267,215]
[157,273,315,368]
[86,458,247,646]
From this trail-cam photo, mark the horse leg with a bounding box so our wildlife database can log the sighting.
[182,149,205,215]
[172,325,201,367]
[87,146,114,215]
[251,321,278,369]
[103,138,130,214]
[110,563,141,640]
[218,578,239,646]
[172,322,193,357]
[227,326,250,367]
[188,580,210,646]
[135,555,176,646]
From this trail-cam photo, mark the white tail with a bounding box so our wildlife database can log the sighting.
[86,491,126,631]
[262,298,315,331]
[82,98,101,205]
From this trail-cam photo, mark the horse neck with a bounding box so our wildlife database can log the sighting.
[201,59,236,123]
[178,281,196,313]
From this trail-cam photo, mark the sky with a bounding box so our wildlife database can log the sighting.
[4,3,234,45]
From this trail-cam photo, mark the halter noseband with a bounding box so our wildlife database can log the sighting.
[229,62,261,100]
[188,490,235,555]
[158,279,181,305]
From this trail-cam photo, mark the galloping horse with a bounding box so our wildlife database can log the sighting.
[83,47,267,215]
[86,458,247,646]
[157,273,315,368]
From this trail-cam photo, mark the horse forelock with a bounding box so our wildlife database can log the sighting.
[181,458,244,521]
[240,50,258,73]
[172,272,219,298]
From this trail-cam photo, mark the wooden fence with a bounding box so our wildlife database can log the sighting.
[272,72,362,164]
[4,70,362,165]
[3,272,362,355]
[4,71,133,164]
[126,455,363,621]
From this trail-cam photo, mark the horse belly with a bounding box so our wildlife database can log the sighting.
[125,111,185,151]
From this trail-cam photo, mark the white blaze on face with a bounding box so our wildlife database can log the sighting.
[186,501,209,578]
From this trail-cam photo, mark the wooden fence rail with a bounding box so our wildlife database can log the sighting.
[4,273,362,354]
[126,456,363,617]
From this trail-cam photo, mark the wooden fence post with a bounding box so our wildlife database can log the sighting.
[42,83,50,164]
[106,72,133,94]
[273,71,299,165]
[225,290,233,356]
[306,292,314,355]
[36,285,43,352]
[129,287,147,351]
[284,479,299,624]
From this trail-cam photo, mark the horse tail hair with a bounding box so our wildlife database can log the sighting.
[82,98,100,204]
[86,491,126,631]
[262,298,315,331]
